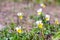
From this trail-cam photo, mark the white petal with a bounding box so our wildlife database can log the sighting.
[17,13,23,16]
[39,20,42,23]
[36,20,42,24]
[37,8,42,12]
[36,21,39,24]
[45,14,50,18]
[40,3,44,7]
[15,27,19,30]
[15,26,22,30]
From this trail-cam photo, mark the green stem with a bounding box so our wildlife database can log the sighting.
[41,28,45,40]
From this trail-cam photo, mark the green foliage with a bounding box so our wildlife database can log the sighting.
[0,12,60,40]
[56,0,60,5]
[35,0,41,4]
[52,31,60,40]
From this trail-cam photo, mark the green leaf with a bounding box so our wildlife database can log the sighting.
[52,31,60,40]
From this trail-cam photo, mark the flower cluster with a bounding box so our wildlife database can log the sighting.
[45,14,50,21]
[15,26,22,33]
[55,18,59,25]
[40,3,46,8]
[17,13,23,20]
[36,20,43,29]
[37,8,42,15]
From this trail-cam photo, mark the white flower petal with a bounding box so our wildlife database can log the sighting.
[15,27,19,30]
[37,8,42,12]
[40,3,43,6]
[17,13,23,16]
[15,26,21,30]
[45,14,50,18]
[36,21,39,24]
[36,20,42,24]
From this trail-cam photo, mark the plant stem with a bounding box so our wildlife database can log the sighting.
[41,28,45,40]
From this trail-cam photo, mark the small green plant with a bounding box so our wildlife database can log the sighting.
[0,2,60,40]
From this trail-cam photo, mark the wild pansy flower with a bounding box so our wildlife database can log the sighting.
[37,8,42,15]
[40,3,46,8]
[36,20,43,29]
[15,26,22,33]
[45,14,50,21]
[17,13,23,20]
[55,18,59,25]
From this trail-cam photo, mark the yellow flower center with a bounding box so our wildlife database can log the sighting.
[38,23,43,29]
[19,16,23,20]
[38,12,42,15]
[17,29,22,33]
[45,17,49,21]
[55,20,59,24]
